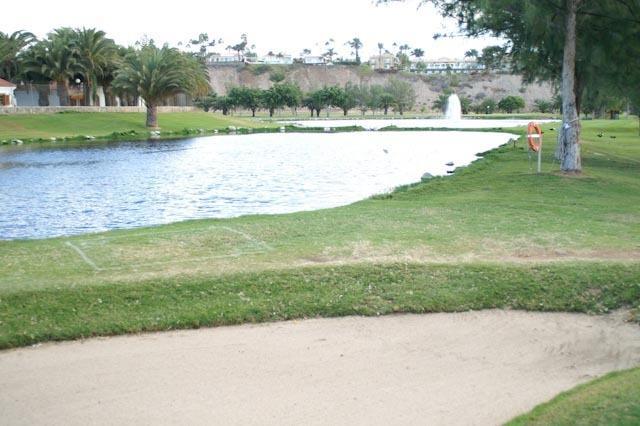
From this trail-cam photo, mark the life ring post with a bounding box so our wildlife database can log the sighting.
[527,122,543,173]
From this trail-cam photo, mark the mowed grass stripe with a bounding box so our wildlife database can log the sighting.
[1,262,639,349]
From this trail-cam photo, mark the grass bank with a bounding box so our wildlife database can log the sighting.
[0,111,277,142]
[0,118,639,348]
[508,367,640,425]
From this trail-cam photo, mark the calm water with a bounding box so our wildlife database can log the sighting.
[285,118,559,130]
[0,131,516,240]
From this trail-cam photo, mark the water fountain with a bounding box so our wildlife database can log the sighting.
[445,94,462,121]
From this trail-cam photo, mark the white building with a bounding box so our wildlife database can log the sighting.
[421,58,485,74]
[260,54,293,65]
[0,78,17,106]
[302,56,326,65]
[208,54,243,64]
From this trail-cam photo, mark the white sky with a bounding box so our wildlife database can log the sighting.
[8,0,499,60]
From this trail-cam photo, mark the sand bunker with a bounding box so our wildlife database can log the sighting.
[1,310,639,425]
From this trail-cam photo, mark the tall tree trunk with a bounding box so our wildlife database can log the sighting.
[57,79,70,106]
[36,84,50,106]
[84,82,94,106]
[146,104,158,128]
[556,0,582,172]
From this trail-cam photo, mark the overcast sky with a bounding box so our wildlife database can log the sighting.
[9,0,499,60]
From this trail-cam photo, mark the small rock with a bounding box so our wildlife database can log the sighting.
[11,139,24,145]
[446,170,455,174]
[445,161,454,166]
[84,135,95,140]
[324,127,332,132]
[49,137,57,142]
[280,126,286,133]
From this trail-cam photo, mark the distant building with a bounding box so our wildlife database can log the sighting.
[208,54,243,64]
[368,53,399,70]
[260,54,293,65]
[421,58,485,74]
[0,78,17,106]
[302,55,326,65]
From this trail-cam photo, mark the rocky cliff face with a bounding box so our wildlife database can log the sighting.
[207,64,555,112]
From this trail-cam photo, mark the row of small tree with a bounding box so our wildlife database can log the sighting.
[196,79,417,117]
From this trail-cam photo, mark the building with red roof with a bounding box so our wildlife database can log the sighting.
[0,78,17,106]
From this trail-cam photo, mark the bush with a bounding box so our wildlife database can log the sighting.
[534,99,555,113]
[473,98,498,114]
[269,70,286,83]
[498,95,525,113]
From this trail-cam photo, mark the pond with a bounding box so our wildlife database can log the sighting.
[0,131,516,240]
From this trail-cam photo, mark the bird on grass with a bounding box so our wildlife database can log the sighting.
[597,132,604,138]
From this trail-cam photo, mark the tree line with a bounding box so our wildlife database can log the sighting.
[196,79,417,117]
[0,28,209,127]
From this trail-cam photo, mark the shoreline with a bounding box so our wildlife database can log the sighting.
[0,113,552,147]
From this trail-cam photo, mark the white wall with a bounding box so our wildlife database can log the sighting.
[0,86,16,106]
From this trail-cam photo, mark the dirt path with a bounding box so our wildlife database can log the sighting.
[1,310,639,425]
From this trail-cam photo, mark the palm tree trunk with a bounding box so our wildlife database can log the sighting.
[146,104,158,128]
[57,79,70,106]
[557,0,582,172]
[36,84,50,106]
[84,82,94,106]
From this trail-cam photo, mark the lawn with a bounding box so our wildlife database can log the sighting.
[0,111,274,140]
[508,367,640,425]
[0,118,638,348]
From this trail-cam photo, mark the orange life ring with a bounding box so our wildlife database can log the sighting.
[527,122,542,152]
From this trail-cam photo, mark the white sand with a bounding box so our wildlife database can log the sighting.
[1,310,639,425]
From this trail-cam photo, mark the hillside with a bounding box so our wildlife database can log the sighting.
[207,64,555,112]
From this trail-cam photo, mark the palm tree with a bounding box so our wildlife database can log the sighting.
[73,28,116,106]
[24,29,80,106]
[19,43,52,106]
[97,45,130,106]
[323,48,336,63]
[346,37,363,63]
[0,30,35,81]
[411,48,425,60]
[113,45,209,128]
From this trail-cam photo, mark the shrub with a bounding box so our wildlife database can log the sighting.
[498,95,525,113]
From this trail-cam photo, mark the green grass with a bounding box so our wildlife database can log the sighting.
[508,367,640,425]
[0,111,273,140]
[1,262,638,349]
[0,118,639,349]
